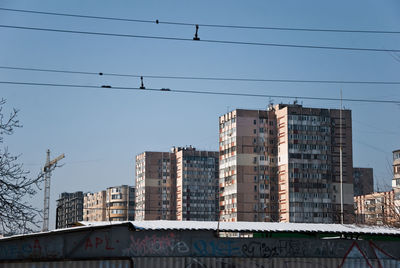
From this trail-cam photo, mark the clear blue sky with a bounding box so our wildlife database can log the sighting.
[0,0,399,229]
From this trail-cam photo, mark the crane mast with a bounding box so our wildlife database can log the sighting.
[42,149,65,232]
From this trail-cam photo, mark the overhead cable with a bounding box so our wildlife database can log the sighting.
[1,66,400,85]
[0,7,399,34]
[0,80,399,104]
[1,24,400,53]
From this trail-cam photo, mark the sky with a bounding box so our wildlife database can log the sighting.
[0,1,399,230]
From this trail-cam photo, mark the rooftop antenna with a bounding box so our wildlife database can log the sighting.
[268,98,274,110]
[42,149,65,232]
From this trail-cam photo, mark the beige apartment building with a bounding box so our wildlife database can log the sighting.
[355,150,400,227]
[84,191,106,221]
[135,147,219,221]
[106,185,135,221]
[219,104,354,223]
[84,185,135,222]
[354,190,397,226]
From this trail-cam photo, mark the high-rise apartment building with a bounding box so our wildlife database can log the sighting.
[135,147,219,221]
[135,152,176,221]
[219,109,278,222]
[392,150,400,188]
[353,167,373,196]
[219,104,354,223]
[174,147,219,221]
[55,191,84,229]
[84,191,106,222]
[106,185,135,221]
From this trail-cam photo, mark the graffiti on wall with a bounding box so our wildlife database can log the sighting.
[123,232,190,256]
[339,241,400,268]
[0,238,62,259]
[83,235,117,251]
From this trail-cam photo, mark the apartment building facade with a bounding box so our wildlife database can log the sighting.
[106,185,135,221]
[174,147,219,221]
[135,147,219,221]
[354,190,396,226]
[84,191,106,222]
[55,191,84,229]
[354,150,400,227]
[135,152,176,221]
[219,109,278,222]
[219,104,354,223]
[353,167,374,196]
[393,150,400,188]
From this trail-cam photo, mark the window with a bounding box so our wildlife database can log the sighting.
[111,188,121,193]
[253,119,257,125]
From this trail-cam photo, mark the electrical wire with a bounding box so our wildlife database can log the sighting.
[1,7,399,35]
[84,207,353,216]
[1,24,400,53]
[1,80,399,104]
[2,65,400,85]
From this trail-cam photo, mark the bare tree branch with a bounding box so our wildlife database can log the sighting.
[0,99,59,235]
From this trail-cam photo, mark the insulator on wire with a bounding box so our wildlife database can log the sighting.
[140,76,146,89]
[193,24,200,41]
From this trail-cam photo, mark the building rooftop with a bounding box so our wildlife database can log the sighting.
[77,221,400,236]
[2,221,400,242]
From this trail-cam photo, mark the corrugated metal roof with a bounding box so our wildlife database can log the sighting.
[79,220,400,235]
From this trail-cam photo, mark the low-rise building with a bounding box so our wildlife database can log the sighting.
[354,190,396,226]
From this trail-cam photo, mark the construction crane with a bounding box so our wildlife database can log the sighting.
[42,149,65,232]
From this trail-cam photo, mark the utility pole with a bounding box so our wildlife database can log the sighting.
[340,90,344,224]
[42,149,65,232]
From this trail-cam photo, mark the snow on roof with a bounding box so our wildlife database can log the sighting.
[79,220,400,235]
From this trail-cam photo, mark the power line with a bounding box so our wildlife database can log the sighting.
[1,7,399,35]
[2,66,400,85]
[84,207,354,216]
[1,80,399,104]
[1,24,400,53]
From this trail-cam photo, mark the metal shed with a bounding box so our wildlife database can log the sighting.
[0,221,400,267]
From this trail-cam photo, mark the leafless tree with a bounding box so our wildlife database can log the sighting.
[0,99,57,235]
